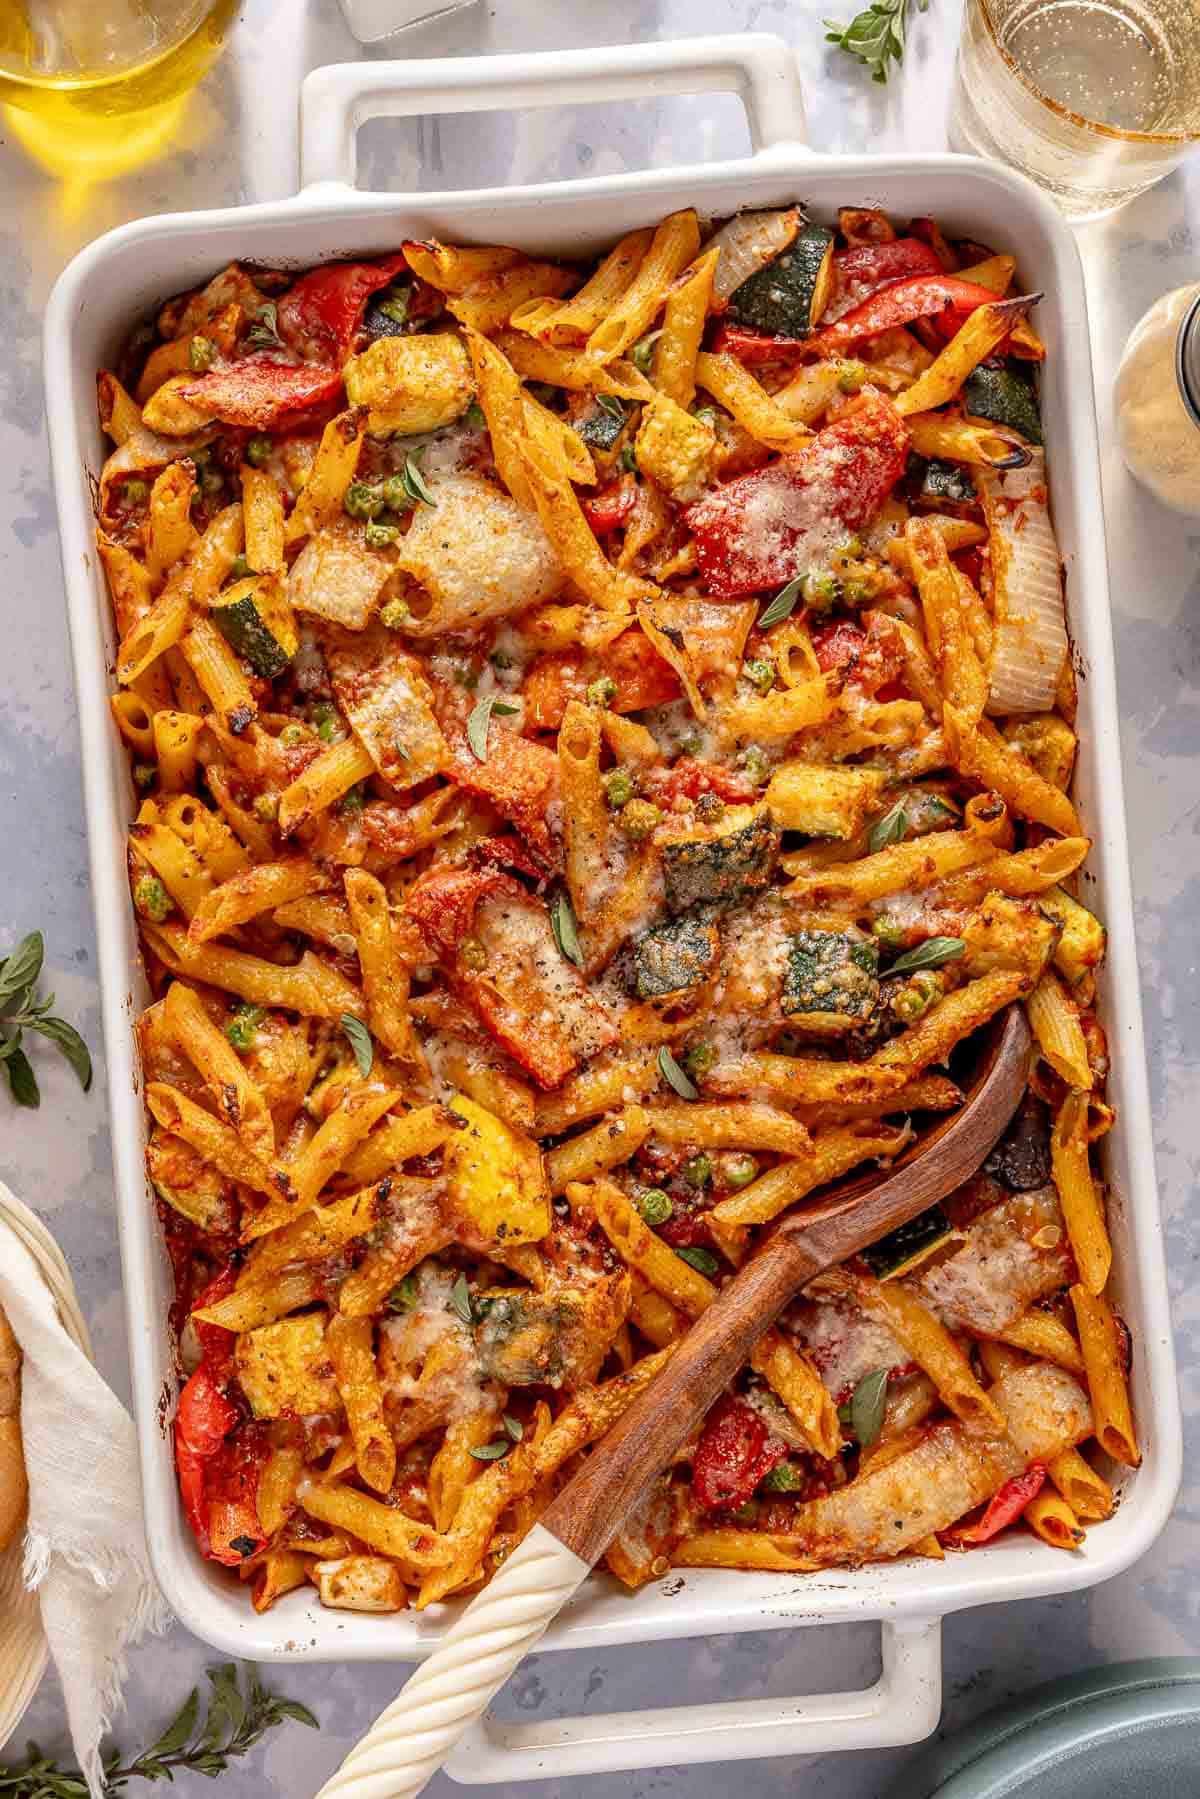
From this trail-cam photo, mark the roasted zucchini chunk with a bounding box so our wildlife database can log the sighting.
[963,364,1043,445]
[983,1093,1052,1192]
[632,912,721,1003]
[660,803,781,914]
[862,1205,957,1281]
[574,397,627,453]
[211,572,297,679]
[475,1272,630,1389]
[147,1126,236,1234]
[781,928,880,1036]
[920,458,977,505]
[725,223,836,338]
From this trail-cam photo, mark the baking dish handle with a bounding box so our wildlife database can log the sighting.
[444,1613,942,1783]
[298,34,808,190]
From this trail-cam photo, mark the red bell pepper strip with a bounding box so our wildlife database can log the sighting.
[177,358,345,429]
[190,1260,239,1373]
[580,476,638,535]
[947,1462,1047,1544]
[692,1396,787,1511]
[807,274,1005,355]
[277,253,409,363]
[646,756,757,808]
[811,613,903,694]
[709,322,812,364]
[439,714,563,872]
[205,1423,270,1566]
[685,393,910,598]
[174,1363,240,1561]
[403,864,522,957]
[834,236,945,291]
[522,632,681,733]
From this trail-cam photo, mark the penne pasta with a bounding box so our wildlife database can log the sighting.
[95,214,1126,1618]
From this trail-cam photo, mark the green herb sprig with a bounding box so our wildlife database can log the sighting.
[825,0,929,83]
[0,1663,316,1796]
[0,932,92,1110]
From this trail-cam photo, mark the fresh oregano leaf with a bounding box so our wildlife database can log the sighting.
[339,1013,374,1078]
[0,930,43,1003]
[448,1272,475,1327]
[657,1044,699,1100]
[402,453,436,507]
[467,692,520,761]
[867,801,909,854]
[503,1413,524,1442]
[4,1046,38,1109]
[469,1439,511,1461]
[27,1015,93,1092]
[757,574,805,631]
[550,891,584,969]
[849,1367,889,1446]
[888,937,966,977]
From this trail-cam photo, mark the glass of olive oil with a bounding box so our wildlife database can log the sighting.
[949,0,1200,218]
[0,0,237,178]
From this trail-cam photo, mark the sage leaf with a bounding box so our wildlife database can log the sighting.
[676,1245,718,1276]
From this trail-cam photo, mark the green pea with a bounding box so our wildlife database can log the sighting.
[245,435,273,467]
[364,517,401,549]
[803,570,840,610]
[586,675,617,707]
[723,1153,759,1190]
[740,745,770,788]
[684,1152,713,1189]
[344,480,385,521]
[602,767,634,810]
[684,1042,716,1080]
[379,597,411,629]
[134,875,172,923]
[636,1188,673,1226]
[189,334,216,372]
[743,657,776,695]
[122,478,150,506]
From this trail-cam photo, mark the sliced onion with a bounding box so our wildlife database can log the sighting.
[979,449,1068,716]
[707,208,802,309]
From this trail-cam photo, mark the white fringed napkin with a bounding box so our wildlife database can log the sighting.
[0,1181,168,1795]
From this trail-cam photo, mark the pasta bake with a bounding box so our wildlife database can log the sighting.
[93,202,1132,1616]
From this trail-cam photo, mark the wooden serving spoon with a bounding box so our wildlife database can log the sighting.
[315,1004,1032,1799]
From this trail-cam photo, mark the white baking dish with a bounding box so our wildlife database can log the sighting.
[43,36,1181,1782]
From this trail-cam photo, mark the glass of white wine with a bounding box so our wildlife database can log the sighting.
[948,0,1200,219]
[0,0,237,179]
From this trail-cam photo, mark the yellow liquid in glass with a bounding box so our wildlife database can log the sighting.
[0,0,237,179]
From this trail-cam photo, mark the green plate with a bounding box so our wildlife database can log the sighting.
[888,1659,1200,1798]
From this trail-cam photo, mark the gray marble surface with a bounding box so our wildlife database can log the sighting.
[2,0,1198,1792]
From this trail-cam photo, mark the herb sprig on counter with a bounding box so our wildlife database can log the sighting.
[0,1663,317,1796]
[825,0,928,83]
[0,932,91,1109]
